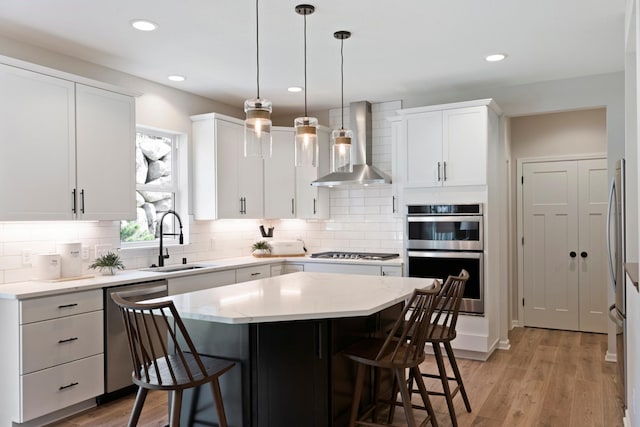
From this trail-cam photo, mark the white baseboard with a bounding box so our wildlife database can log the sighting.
[623,409,630,427]
[497,339,511,351]
[605,350,618,363]
[511,319,521,328]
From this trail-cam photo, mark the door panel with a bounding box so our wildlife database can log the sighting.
[523,161,579,330]
[577,159,608,333]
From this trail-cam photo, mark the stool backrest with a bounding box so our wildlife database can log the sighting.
[111,293,207,386]
[377,279,441,364]
[428,269,469,340]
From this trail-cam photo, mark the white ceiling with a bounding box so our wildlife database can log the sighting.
[0,0,626,115]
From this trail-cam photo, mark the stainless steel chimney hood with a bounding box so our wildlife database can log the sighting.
[311,101,391,187]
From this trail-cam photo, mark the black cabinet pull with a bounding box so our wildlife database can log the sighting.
[59,382,78,391]
[71,189,77,214]
[581,251,588,258]
[313,198,317,215]
[58,303,78,309]
[443,161,447,181]
[437,162,441,181]
[58,337,78,344]
[80,189,85,214]
[569,251,577,258]
[251,272,261,276]
[392,196,396,213]
[292,198,295,215]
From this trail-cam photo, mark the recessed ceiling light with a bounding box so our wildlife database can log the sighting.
[485,53,507,62]
[131,19,158,31]
[288,86,303,93]
[168,75,185,82]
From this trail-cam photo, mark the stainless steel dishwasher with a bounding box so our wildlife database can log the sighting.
[104,279,168,395]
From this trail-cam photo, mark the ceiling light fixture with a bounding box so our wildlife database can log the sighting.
[244,0,272,158]
[168,75,185,82]
[130,19,158,31]
[294,4,318,167]
[331,30,353,173]
[485,53,507,62]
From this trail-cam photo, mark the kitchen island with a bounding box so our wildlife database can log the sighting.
[153,271,436,427]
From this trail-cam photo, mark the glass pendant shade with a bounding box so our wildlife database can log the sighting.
[294,116,318,167]
[244,98,272,158]
[331,128,353,172]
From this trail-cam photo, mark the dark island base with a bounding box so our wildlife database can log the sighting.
[179,303,402,427]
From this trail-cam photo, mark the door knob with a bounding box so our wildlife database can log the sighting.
[569,251,577,258]
[581,251,588,258]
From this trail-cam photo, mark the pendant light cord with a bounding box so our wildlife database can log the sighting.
[340,38,344,130]
[304,13,308,117]
[255,0,260,99]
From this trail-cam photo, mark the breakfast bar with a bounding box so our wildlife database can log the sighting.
[154,271,437,427]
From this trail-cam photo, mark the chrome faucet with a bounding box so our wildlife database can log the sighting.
[158,210,184,267]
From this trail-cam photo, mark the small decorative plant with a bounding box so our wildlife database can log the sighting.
[251,240,271,256]
[89,251,125,275]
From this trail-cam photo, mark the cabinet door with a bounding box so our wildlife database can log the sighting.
[404,111,443,187]
[264,128,295,218]
[0,64,76,220]
[75,84,136,220]
[238,143,264,219]
[167,270,236,295]
[304,263,380,275]
[215,119,244,218]
[381,265,403,277]
[442,106,487,186]
[390,119,404,217]
[236,264,270,283]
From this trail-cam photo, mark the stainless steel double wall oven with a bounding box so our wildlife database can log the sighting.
[406,204,484,314]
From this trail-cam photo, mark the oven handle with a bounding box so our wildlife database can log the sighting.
[407,215,483,223]
[407,250,483,259]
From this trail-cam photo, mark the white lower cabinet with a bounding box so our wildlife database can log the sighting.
[21,354,104,422]
[303,262,400,276]
[0,289,104,425]
[236,264,271,283]
[283,263,305,274]
[381,266,403,277]
[168,270,236,295]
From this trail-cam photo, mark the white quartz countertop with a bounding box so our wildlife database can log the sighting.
[149,271,435,324]
[0,255,404,300]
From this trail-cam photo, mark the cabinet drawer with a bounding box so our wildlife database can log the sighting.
[20,354,104,422]
[21,290,102,324]
[21,310,103,374]
[168,270,236,295]
[303,263,381,276]
[236,265,271,283]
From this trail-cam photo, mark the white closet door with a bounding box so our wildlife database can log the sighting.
[577,158,608,333]
[523,161,579,331]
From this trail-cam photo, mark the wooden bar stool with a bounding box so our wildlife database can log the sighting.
[342,281,442,427]
[111,293,235,427]
[415,270,471,427]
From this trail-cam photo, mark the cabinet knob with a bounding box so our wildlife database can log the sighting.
[581,251,588,258]
[569,251,577,258]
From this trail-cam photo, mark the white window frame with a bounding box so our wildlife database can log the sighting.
[120,125,189,250]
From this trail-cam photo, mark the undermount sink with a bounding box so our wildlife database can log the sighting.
[142,264,213,273]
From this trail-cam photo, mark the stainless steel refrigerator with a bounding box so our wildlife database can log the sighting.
[607,158,626,407]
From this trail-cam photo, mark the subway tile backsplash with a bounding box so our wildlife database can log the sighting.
[0,100,403,284]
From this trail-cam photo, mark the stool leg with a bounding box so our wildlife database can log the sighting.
[432,343,457,427]
[444,342,471,412]
[210,378,228,427]
[349,364,366,427]
[394,367,417,427]
[412,366,439,427]
[170,389,183,427]
[128,387,148,427]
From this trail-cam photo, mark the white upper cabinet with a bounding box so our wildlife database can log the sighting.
[192,113,264,219]
[0,63,136,221]
[264,128,296,219]
[295,127,330,219]
[395,99,499,189]
[0,63,76,220]
[75,84,136,220]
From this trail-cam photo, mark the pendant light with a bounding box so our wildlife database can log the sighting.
[294,4,318,167]
[244,0,272,158]
[331,30,353,173]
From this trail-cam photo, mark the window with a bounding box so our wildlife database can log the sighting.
[120,128,186,246]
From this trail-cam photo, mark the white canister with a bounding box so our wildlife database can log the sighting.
[58,242,82,278]
[33,254,61,280]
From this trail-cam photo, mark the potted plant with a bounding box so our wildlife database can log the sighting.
[251,241,271,257]
[89,251,125,275]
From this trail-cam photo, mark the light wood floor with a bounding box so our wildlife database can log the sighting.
[51,327,624,427]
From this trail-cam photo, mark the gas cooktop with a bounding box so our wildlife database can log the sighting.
[310,251,400,261]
